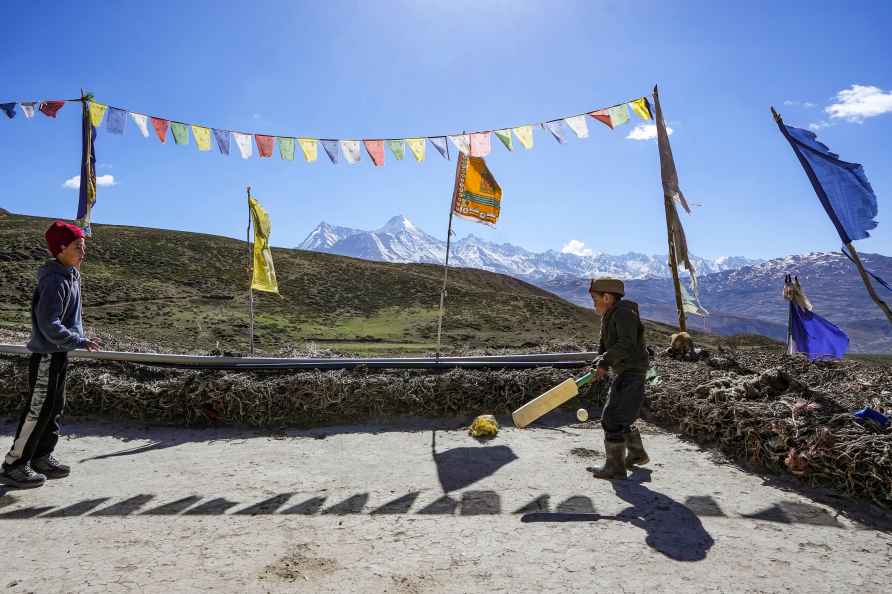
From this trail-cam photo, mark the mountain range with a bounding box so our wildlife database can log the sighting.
[298,216,891,353]
[298,215,761,282]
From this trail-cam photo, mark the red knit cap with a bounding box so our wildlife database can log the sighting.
[45,221,85,257]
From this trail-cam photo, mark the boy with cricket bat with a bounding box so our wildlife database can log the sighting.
[588,277,650,480]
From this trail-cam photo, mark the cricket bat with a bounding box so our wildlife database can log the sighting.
[512,372,594,428]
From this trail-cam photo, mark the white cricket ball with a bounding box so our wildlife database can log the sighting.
[576,408,589,422]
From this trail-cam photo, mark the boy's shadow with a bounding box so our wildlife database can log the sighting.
[522,469,714,562]
[613,469,715,561]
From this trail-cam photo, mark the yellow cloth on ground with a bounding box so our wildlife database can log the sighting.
[469,415,499,438]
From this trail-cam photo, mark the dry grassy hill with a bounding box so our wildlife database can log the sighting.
[1,211,703,355]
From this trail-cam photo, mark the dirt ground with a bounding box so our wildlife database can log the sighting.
[2,414,891,594]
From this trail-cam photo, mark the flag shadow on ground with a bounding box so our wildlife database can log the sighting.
[521,469,716,562]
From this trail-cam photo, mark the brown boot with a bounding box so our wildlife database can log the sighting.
[624,427,650,469]
[589,440,627,480]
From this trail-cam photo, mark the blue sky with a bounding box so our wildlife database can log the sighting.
[2,0,891,260]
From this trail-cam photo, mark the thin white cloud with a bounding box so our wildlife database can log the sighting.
[808,121,832,132]
[62,174,116,189]
[784,100,816,108]
[626,124,672,141]
[825,84,892,123]
[561,240,593,258]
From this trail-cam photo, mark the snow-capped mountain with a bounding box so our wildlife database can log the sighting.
[547,252,892,353]
[297,216,760,282]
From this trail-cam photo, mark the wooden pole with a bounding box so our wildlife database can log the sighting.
[653,85,687,333]
[435,149,464,360]
[663,196,687,333]
[246,186,255,355]
[844,243,892,325]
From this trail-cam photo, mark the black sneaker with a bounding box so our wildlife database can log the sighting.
[0,464,47,489]
[32,455,70,479]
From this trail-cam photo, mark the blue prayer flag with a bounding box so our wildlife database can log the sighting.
[1,103,16,119]
[429,136,449,160]
[775,113,878,244]
[321,139,339,164]
[106,107,127,135]
[789,303,849,361]
[213,129,230,156]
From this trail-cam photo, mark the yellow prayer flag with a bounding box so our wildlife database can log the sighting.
[298,138,318,162]
[406,138,426,162]
[192,125,212,151]
[88,102,108,128]
[630,97,652,121]
[248,196,279,294]
[513,125,534,150]
[451,153,502,226]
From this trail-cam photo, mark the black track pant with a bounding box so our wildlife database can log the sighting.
[601,372,646,443]
[3,352,68,469]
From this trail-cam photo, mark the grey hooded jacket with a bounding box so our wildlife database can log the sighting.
[27,260,86,353]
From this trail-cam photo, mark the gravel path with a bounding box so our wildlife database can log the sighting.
[2,415,891,593]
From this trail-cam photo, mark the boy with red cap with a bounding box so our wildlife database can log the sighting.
[0,221,101,489]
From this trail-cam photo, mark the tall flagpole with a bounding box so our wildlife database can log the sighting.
[435,148,464,360]
[654,85,687,333]
[246,186,255,355]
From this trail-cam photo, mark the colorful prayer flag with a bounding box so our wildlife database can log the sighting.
[151,117,170,143]
[213,129,231,155]
[76,100,97,237]
[170,121,190,145]
[564,115,589,139]
[255,134,274,158]
[38,100,65,118]
[588,109,613,129]
[513,126,534,149]
[248,195,279,294]
[470,132,491,157]
[449,134,470,155]
[298,138,317,162]
[233,132,253,158]
[192,125,212,151]
[364,140,385,166]
[774,112,879,244]
[429,136,449,160]
[278,137,295,161]
[88,102,108,127]
[406,138,425,162]
[543,120,566,144]
[20,102,36,118]
[0,103,15,119]
[130,113,150,137]
[451,153,502,226]
[106,107,127,134]
[494,129,513,151]
[607,104,629,127]
[388,139,405,160]
[630,97,652,121]
[322,139,340,163]
[340,140,361,164]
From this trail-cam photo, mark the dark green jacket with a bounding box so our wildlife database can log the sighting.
[596,299,649,375]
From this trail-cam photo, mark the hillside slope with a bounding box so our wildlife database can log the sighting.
[1,212,686,354]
